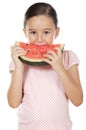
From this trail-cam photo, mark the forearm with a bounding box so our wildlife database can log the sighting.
[7,68,24,108]
[57,68,83,106]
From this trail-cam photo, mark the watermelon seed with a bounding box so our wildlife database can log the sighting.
[26,49,29,52]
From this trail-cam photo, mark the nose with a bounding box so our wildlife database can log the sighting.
[36,33,43,44]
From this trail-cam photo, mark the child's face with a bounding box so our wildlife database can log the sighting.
[23,15,60,45]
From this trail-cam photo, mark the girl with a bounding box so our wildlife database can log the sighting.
[7,2,83,130]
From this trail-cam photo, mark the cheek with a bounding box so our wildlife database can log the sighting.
[44,38,54,44]
[48,34,56,41]
[28,36,36,43]
[25,33,35,41]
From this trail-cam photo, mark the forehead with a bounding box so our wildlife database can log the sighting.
[26,15,55,28]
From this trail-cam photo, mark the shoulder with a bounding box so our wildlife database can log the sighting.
[63,50,79,69]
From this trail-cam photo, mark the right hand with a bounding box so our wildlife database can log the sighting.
[10,45,27,69]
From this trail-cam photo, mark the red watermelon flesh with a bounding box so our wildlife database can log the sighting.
[15,41,65,66]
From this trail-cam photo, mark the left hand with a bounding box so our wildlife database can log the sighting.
[43,47,65,73]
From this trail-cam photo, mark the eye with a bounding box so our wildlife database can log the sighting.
[30,31,37,35]
[44,31,50,35]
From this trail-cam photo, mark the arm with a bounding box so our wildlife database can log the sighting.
[43,49,83,106]
[7,68,24,108]
[57,64,83,106]
[7,45,26,108]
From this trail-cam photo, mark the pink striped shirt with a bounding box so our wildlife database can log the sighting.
[9,50,79,130]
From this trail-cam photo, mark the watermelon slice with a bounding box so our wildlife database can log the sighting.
[15,41,65,66]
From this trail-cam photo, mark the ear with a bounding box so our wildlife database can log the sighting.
[23,28,27,37]
[55,27,60,39]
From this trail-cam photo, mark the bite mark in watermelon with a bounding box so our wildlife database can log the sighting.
[15,41,65,66]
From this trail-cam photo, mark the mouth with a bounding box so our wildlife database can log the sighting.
[34,42,51,45]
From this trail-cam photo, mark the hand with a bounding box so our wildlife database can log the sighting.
[43,47,65,73]
[10,45,27,69]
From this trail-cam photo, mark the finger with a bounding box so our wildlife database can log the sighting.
[43,57,52,65]
[15,49,27,55]
[45,50,58,60]
[11,45,25,51]
[55,47,62,58]
[16,51,27,57]
[10,45,15,51]
[44,53,54,61]
[11,47,26,58]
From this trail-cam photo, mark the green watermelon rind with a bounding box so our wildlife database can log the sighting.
[19,56,49,66]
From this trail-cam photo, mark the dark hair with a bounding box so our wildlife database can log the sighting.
[24,2,58,29]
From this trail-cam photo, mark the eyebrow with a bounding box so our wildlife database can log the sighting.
[28,29,36,31]
[26,28,53,31]
[43,28,53,31]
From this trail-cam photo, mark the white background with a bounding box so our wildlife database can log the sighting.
[0,0,86,130]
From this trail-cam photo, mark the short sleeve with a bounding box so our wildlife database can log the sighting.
[63,50,79,69]
[9,61,15,73]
